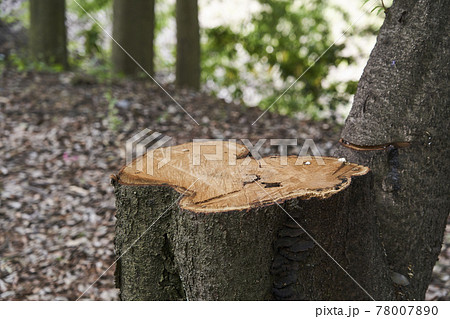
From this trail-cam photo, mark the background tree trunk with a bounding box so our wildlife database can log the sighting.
[176,0,201,90]
[335,0,450,300]
[29,0,68,68]
[112,0,155,76]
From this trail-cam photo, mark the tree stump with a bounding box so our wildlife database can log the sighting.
[112,141,392,300]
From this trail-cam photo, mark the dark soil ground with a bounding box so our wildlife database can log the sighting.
[0,69,448,300]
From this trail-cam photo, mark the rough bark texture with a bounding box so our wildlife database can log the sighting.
[172,205,284,300]
[114,180,284,300]
[29,0,67,68]
[114,183,185,300]
[336,0,450,300]
[112,0,155,76]
[176,0,201,90]
[272,173,393,300]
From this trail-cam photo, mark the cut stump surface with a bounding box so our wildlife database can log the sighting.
[116,141,370,212]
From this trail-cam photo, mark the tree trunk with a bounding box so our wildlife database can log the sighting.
[114,184,185,300]
[175,0,201,90]
[113,141,391,300]
[272,173,392,301]
[335,0,450,300]
[112,0,155,76]
[29,0,68,68]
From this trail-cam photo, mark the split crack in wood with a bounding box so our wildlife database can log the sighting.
[339,138,411,151]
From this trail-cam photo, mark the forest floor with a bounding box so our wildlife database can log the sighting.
[0,69,448,300]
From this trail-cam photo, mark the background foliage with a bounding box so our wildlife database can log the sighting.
[0,0,383,119]
[203,0,360,118]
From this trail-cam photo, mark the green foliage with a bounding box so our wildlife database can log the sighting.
[104,92,122,132]
[2,0,372,120]
[155,0,175,36]
[6,52,65,72]
[81,23,103,58]
[0,0,29,26]
[363,0,393,15]
[67,0,112,61]
[0,58,3,73]
[202,0,357,118]
[69,0,112,15]
[154,0,176,70]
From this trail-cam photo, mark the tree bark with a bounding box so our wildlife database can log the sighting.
[112,0,155,76]
[29,0,68,68]
[335,0,450,300]
[114,184,185,300]
[171,203,283,300]
[272,173,392,301]
[176,0,201,90]
[113,141,390,300]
